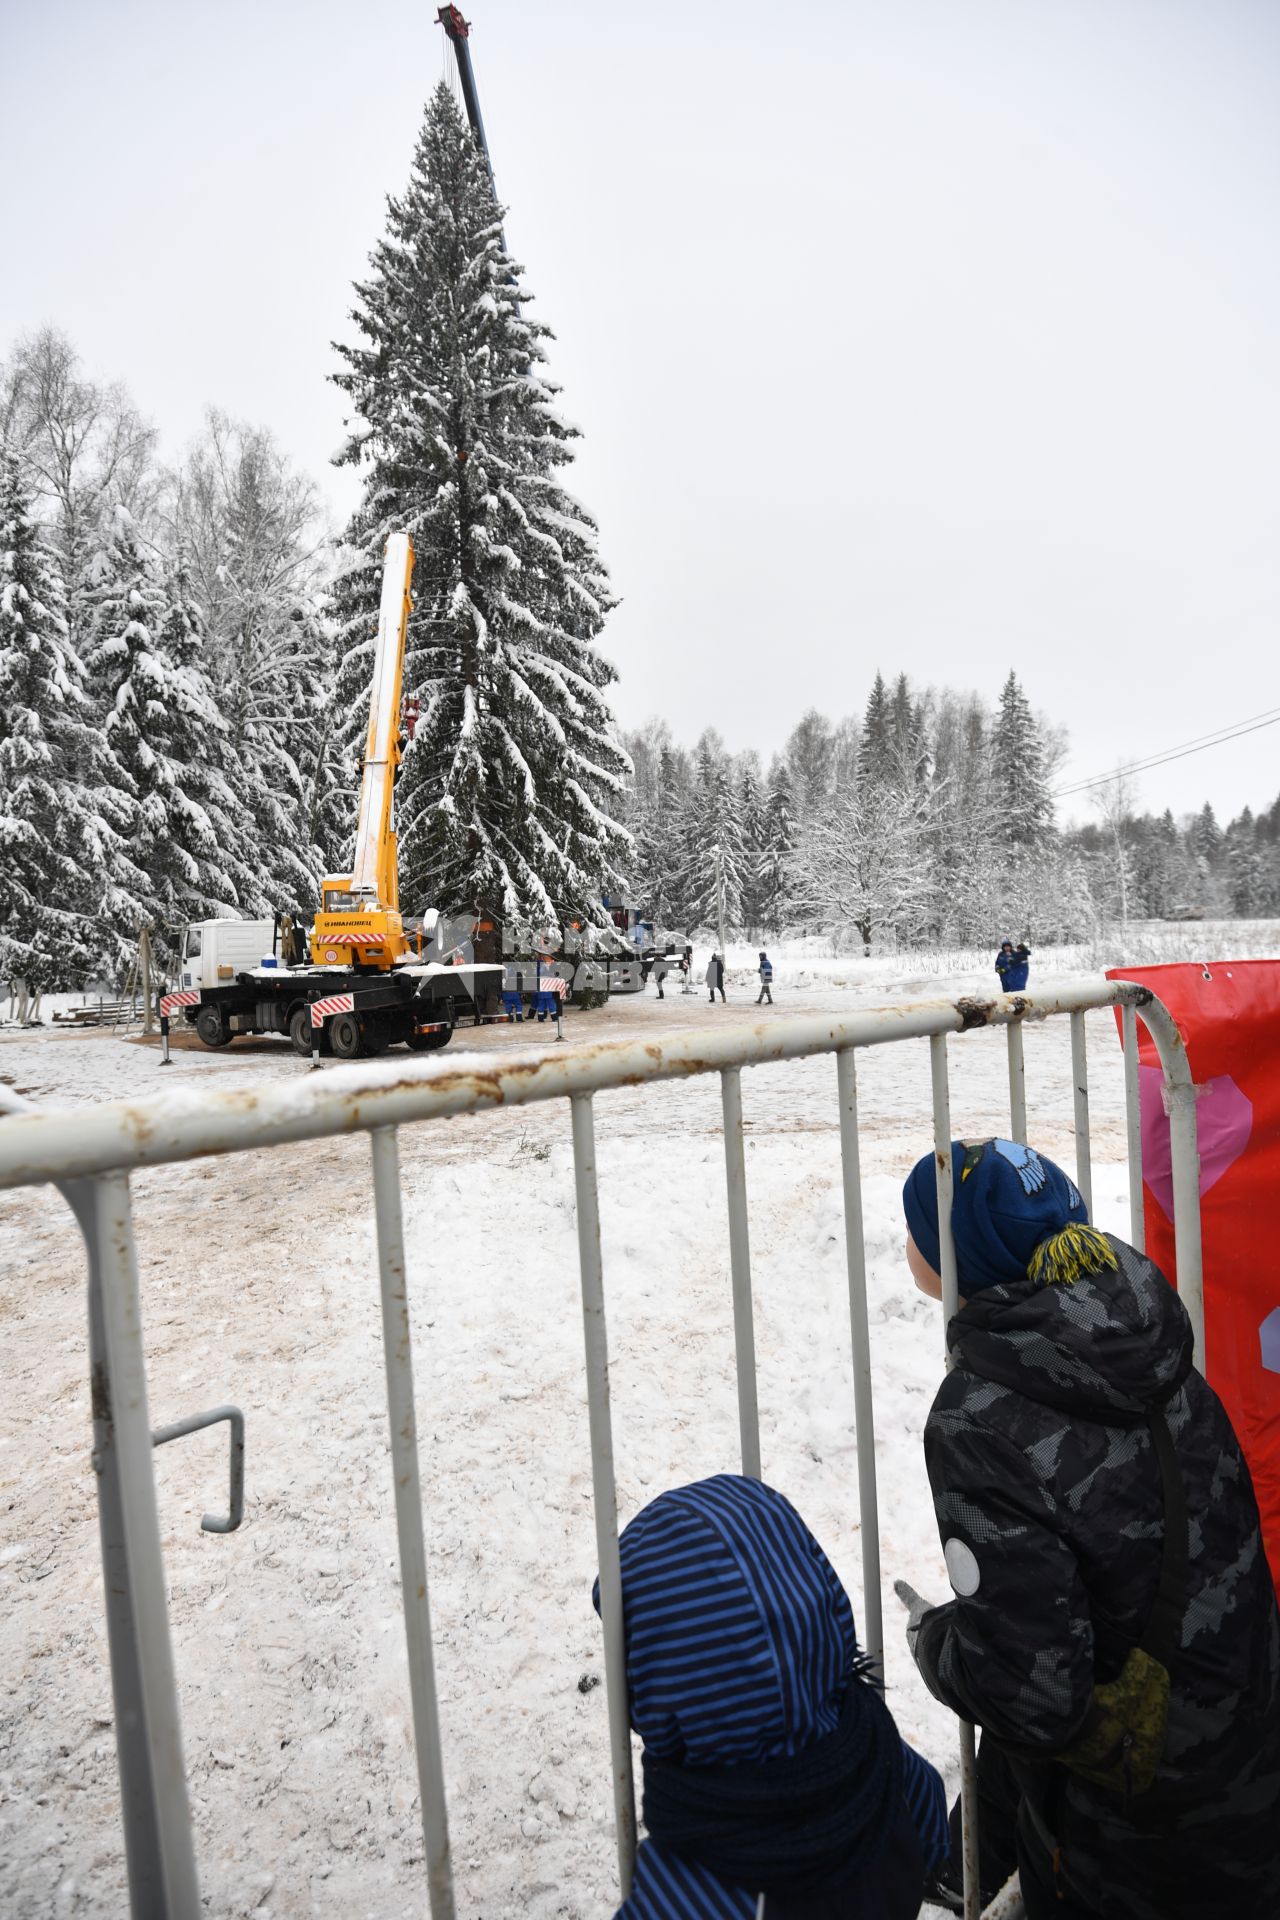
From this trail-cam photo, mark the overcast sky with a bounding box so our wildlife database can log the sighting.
[3,0,1277,824]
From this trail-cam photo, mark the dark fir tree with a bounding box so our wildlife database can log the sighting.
[0,449,126,987]
[858,672,893,795]
[992,671,1053,845]
[679,736,745,933]
[737,757,767,936]
[330,83,630,925]
[758,758,796,934]
[648,743,692,929]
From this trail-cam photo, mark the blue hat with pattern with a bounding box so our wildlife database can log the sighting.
[903,1138,1089,1294]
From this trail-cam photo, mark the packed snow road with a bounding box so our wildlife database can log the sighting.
[1,961,1137,1918]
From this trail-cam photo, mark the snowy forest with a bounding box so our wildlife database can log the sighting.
[621,680,1280,951]
[2,82,1278,992]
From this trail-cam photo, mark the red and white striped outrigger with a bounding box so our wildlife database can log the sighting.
[160,990,201,1019]
[158,990,202,1065]
[309,992,357,1029]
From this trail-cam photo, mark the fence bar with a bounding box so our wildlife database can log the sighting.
[928,1036,981,1920]
[1121,1002,1145,1252]
[720,1067,762,1480]
[929,1035,960,1341]
[1005,1022,1027,1145]
[369,1125,455,1920]
[1069,1011,1093,1218]
[569,1093,637,1895]
[835,1049,882,1669]
[1136,1004,1205,1368]
[0,980,1169,1190]
[92,1172,202,1917]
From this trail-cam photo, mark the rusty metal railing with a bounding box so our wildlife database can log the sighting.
[0,976,1202,1920]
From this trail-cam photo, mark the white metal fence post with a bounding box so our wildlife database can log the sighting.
[1006,1022,1027,1145]
[835,1048,883,1669]
[1133,999,1205,1367]
[569,1092,637,1896]
[720,1066,762,1481]
[1069,1010,1093,1217]
[928,1034,981,1920]
[93,1172,202,1918]
[1121,1002,1145,1252]
[369,1125,455,1920]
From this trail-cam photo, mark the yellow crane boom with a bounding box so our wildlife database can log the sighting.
[310,534,415,969]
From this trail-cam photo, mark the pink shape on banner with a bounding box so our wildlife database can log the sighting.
[1139,1066,1254,1223]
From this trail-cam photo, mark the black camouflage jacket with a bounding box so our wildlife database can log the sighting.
[914,1236,1280,1919]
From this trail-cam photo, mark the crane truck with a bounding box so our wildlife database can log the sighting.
[166,535,501,1059]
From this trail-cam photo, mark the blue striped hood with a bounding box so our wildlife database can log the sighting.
[598,1476,949,1919]
[613,1475,857,1766]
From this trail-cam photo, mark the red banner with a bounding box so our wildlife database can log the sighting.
[1108,961,1280,1594]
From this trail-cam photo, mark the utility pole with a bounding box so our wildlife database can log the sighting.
[715,844,727,960]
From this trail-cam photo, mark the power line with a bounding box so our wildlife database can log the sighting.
[1054,705,1280,800]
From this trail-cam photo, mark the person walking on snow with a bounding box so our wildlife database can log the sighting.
[756,951,774,1005]
[680,942,694,994]
[706,953,726,1003]
[995,939,1030,991]
[652,955,669,1000]
[597,1474,950,1918]
[898,1136,1280,1919]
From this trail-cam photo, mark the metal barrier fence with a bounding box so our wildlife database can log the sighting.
[0,976,1202,1920]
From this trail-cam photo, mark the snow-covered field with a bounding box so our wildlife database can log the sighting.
[2,925,1278,1918]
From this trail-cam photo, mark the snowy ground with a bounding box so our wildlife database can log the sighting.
[3,925,1278,1918]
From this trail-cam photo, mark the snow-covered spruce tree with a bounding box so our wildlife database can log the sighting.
[652,743,694,929]
[84,507,240,970]
[330,83,630,925]
[737,756,767,938]
[992,671,1054,845]
[0,448,128,988]
[680,736,745,935]
[757,759,796,936]
[858,672,893,797]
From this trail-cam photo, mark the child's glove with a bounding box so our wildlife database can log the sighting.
[893,1578,936,1660]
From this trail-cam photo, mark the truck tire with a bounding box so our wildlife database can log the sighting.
[329,1012,362,1060]
[288,1005,313,1057]
[406,1024,452,1053]
[195,1005,232,1049]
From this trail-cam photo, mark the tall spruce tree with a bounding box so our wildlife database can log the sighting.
[992,671,1053,845]
[758,759,795,934]
[0,449,125,987]
[858,672,893,795]
[737,757,767,936]
[330,83,630,925]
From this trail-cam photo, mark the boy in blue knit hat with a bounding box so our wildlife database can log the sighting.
[900,1138,1280,1920]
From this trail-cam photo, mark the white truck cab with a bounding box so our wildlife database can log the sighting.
[179,920,280,991]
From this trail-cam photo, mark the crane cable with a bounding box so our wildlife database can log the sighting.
[1054,704,1280,800]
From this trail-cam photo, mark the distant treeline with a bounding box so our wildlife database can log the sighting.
[622,677,1279,948]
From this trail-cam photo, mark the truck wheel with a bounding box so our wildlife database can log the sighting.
[288,1005,313,1056]
[406,1025,452,1053]
[329,1012,362,1059]
[195,1005,232,1049]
